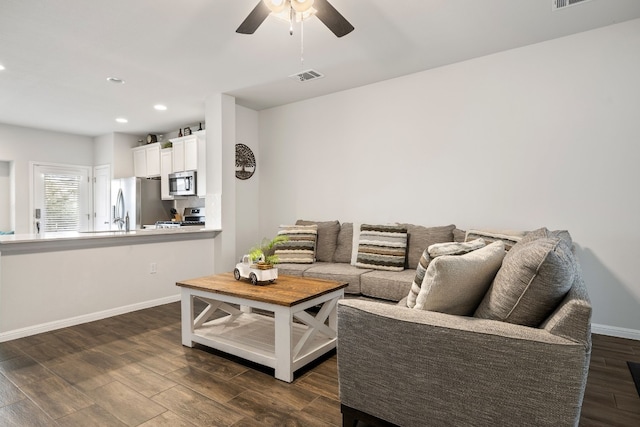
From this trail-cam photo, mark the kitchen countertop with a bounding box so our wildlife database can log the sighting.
[0,227,221,254]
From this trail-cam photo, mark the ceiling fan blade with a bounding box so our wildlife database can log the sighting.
[313,0,354,38]
[236,1,271,34]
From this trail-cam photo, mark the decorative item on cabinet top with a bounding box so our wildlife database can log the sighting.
[184,127,192,136]
[146,134,157,144]
[235,143,256,180]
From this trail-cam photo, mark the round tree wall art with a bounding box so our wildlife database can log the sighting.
[235,143,256,180]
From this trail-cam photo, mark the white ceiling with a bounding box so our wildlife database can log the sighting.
[1,0,639,138]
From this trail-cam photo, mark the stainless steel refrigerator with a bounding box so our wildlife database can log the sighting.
[111,178,172,230]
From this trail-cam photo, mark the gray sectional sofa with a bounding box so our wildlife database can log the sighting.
[277,220,459,302]
[276,219,592,426]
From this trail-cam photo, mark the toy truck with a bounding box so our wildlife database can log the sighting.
[233,254,278,285]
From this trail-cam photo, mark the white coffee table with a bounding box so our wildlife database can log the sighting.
[177,272,347,382]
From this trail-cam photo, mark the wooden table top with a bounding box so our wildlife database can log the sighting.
[176,272,348,307]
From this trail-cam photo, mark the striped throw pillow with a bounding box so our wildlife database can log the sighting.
[274,224,318,264]
[407,248,431,308]
[355,224,407,271]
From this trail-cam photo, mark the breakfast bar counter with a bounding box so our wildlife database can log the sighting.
[0,227,220,342]
[0,227,221,255]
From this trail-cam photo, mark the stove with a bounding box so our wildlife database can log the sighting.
[156,207,205,228]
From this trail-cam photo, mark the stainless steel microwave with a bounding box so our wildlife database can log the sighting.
[169,170,197,196]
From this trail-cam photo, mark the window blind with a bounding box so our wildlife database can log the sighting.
[44,173,80,232]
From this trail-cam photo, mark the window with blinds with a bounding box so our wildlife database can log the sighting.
[43,173,81,232]
[32,163,91,233]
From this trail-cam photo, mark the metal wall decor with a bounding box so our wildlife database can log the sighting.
[235,143,256,180]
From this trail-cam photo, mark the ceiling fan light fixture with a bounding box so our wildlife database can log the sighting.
[263,0,286,13]
[291,0,314,13]
[237,0,353,38]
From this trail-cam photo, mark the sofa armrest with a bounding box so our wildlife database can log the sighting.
[337,299,590,427]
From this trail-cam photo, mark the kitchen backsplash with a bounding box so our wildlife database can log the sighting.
[174,196,205,214]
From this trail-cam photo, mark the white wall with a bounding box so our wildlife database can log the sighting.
[235,105,260,261]
[258,19,640,334]
[112,132,139,178]
[93,133,113,166]
[0,123,93,234]
[0,161,10,231]
[93,132,140,178]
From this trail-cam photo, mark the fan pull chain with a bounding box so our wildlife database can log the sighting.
[289,6,294,35]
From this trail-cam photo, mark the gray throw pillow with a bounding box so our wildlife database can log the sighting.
[399,223,455,269]
[453,228,466,243]
[474,237,576,327]
[296,220,340,263]
[333,222,353,263]
[520,227,573,247]
[414,241,506,315]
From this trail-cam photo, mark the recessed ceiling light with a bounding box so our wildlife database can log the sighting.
[115,117,128,123]
[107,77,125,84]
[0,64,5,71]
[154,104,167,111]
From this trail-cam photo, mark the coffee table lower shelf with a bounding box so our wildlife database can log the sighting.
[191,312,336,375]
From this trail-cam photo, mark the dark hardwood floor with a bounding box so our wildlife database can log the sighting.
[0,302,638,426]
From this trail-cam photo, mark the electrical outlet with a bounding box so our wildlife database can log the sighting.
[150,262,157,274]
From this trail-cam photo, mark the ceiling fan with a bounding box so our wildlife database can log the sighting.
[237,0,354,38]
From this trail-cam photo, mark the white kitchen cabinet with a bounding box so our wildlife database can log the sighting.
[160,148,174,200]
[185,137,198,171]
[171,135,198,172]
[132,143,161,178]
[170,131,206,197]
[132,146,146,177]
[196,132,206,197]
[172,139,185,172]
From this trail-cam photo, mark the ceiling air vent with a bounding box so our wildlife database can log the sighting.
[289,69,325,82]
[553,0,592,10]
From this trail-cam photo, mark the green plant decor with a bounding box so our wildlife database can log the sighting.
[249,235,289,266]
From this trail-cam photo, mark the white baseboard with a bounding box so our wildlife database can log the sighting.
[591,323,640,341]
[0,294,181,343]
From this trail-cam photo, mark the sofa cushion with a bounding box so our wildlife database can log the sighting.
[277,262,325,277]
[296,219,340,263]
[474,236,576,327]
[399,223,456,269]
[427,238,486,258]
[414,241,506,315]
[333,222,353,263]
[355,224,408,272]
[407,248,431,309]
[465,229,526,251]
[274,224,318,263]
[360,269,416,302]
[303,263,372,294]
